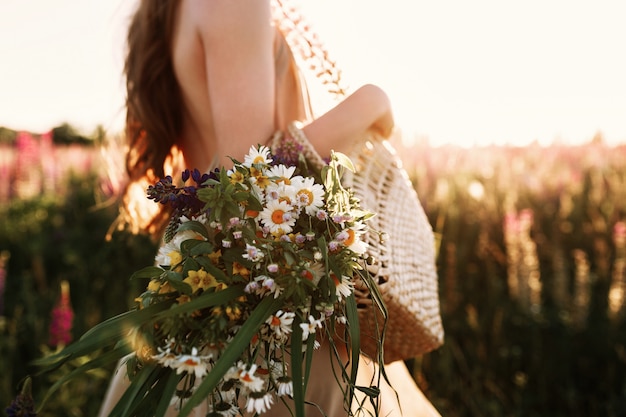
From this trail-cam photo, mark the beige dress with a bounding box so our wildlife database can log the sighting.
[98,29,440,417]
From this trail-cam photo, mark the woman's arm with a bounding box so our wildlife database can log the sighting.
[188,0,393,162]
[302,84,395,156]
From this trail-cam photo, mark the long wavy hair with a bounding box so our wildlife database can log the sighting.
[115,0,345,239]
[115,0,182,238]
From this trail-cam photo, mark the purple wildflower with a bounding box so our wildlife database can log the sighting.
[5,377,37,417]
[147,169,214,242]
[272,136,303,166]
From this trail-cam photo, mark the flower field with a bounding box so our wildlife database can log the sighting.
[401,138,626,416]
[1,129,625,416]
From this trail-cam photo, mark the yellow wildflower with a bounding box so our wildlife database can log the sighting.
[232,262,250,278]
[176,294,191,304]
[184,269,218,293]
[225,305,242,320]
[207,250,222,265]
[158,282,175,294]
[168,251,183,266]
[230,170,245,184]
[147,279,161,292]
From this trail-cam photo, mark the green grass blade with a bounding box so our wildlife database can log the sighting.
[290,315,305,417]
[178,296,282,416]
[36,344,132,412]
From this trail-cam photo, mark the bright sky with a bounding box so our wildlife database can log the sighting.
[1,0,625,147]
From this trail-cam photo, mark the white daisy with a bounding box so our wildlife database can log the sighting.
[151,340,180,368]
[259,276,283,299]
[264,182,297,206]
[301,262,324,286]
[332,274,355,300]
[152,350,178,368]
[258,200,296,235]
[243,145,272,167]
[341,222,369,255]
[276,376,293,397]
[172,347,209,379]
[292,176,325,215]
[265,164,298,185]
[245,392,274,414]
[266,310,296,338]
[210,401,240,417]
[155,229,204,266]
[225,362,265,393]
[268,359,287,380]
[239,365,266,392]
[242,243,264,263]
[300,315,323,341]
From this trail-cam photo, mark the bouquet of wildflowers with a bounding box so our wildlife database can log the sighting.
[36,144,384,417]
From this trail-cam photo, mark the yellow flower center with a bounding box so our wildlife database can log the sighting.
[271,210,285,224]
[344,229,356,247]
[297,189,314,206]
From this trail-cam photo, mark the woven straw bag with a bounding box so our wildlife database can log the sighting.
[275,122,444,363]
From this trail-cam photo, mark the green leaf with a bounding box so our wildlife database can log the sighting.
[178,296,282,416]
[154,285,244,319]
[232,190,250,202]
[129,368,175,417]
[194,257,230,282]
[176,220,209,239]
[190,241,214,257]
[130,266,164,280]
[291,315,305,417]
[345,294,361,409]
[154,371,183,417]
[245,195,263,212]
[108,364,162,417]
[33,302,172,370]
[164,272,192,295]
[355,385,381,398]
[332,151,356,173]
[36,344,132,412]
[303,332,316,394]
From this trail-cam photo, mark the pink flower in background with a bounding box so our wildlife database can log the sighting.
[0,252,7,316]
[49,280,74,347]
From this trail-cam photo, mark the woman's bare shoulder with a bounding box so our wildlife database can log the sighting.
[180,0,271,39]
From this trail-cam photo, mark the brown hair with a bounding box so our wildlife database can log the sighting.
[116,0,182,238]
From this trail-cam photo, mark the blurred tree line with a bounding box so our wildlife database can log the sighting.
[0,123,102,146]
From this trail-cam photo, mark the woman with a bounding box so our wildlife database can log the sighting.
[100,0,440,415]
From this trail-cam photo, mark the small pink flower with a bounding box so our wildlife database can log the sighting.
[49,280,74,347]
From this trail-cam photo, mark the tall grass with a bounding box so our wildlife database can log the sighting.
[1,133,625,416]
[401,139,626,416]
